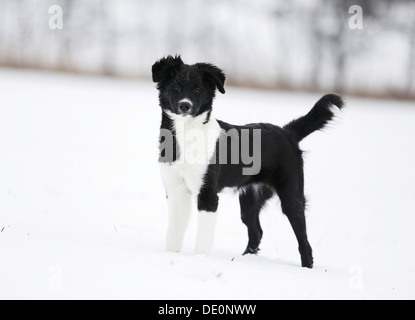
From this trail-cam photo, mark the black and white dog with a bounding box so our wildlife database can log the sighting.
[152,55,343,268]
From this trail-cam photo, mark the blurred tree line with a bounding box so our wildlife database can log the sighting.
[0,0,414,99]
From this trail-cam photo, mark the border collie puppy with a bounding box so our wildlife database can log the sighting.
[152,55,343,268]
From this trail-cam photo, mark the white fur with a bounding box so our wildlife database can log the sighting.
[160,110,222,254]
[194,210,218,255]
[178,98,193,107]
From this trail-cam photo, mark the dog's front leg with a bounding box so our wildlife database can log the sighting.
[160,163,192,253]
[194,189,219,255]
[165,185,192,252]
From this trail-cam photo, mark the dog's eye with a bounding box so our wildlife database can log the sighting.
[173,85,181,93]
[193,87,201,95]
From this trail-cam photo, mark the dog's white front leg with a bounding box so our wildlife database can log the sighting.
[160,163,192,253]
[194,210,218,255]
[165,189,191,252]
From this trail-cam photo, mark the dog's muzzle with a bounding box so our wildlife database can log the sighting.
[178,99,193,115]
[179,101,191,114]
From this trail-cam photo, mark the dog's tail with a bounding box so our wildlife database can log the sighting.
[283,94,344,142]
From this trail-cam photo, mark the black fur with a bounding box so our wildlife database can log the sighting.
[284,94,344,141]
[153,55,344,268]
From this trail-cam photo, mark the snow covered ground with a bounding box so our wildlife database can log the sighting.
[1,68,415,300]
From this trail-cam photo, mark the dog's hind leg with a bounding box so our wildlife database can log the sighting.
[275,180,313,268]
[239,184,273,255]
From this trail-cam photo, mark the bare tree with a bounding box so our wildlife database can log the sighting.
[98,0,117,76]
[406,1,415,97]
[57,0,75,71]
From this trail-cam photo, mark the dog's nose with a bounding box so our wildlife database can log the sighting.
[179,101,192,114]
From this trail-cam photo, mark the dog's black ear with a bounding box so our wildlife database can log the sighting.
[196,63,226,94]
[152,55,184,83]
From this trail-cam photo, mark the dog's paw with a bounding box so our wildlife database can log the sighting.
[243,246,260,255]
[301,256,314,269]
[165,243,182,253]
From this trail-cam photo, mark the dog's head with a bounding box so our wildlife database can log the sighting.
[152,55,226,117]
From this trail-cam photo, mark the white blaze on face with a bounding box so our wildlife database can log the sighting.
[178,98,193,107]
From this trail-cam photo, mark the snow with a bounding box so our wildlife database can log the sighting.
[1,69,415,299]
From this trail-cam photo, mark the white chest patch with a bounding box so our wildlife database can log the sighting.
[159,110,222,195]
